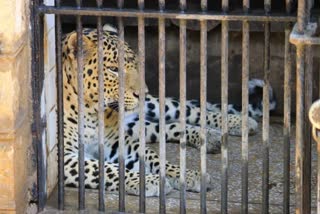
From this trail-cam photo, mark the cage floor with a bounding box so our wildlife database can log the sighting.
[43,117,318,213]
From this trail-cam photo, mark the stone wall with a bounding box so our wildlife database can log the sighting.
[0,0,35,213]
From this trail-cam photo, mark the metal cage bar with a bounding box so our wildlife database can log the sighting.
[295,0,312,213]
[158,1,166,213]
[295,43,306,214]
[241,11,250,214]
[283,2,293,212]
[303,44,313,214]
[117,0,126,210]
[262,1,271,213]
[137,1,146,213]
[75,0,86,210]
[38,6,297,22]
[54,0,64,210]
[31,0,46,211]
[200,1,208,212]
[179,0,187,213]
[96,0,105,211]
[221,0,229,213]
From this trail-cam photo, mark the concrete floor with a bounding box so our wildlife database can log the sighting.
[43,117,318,213]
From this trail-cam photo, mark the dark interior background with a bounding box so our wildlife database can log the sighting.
[59,0,320,115]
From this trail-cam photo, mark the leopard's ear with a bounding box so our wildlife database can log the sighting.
[66,32,96,60]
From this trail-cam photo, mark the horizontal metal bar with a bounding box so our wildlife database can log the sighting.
[37,6,297,22]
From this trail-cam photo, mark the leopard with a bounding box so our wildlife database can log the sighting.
[62,24,273,196]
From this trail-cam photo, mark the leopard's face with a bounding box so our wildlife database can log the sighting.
[63,28,146,112]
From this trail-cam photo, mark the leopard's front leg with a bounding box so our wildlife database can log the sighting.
[64,152,173,197]
[127,120,221,153]
[144,147,213,192]
[155,122,222,154]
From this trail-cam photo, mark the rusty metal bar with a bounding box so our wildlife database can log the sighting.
[179,1,187,212]
[303,45,313,214]
[241,20,249,214]
[31,0,46,211]
[283,22,292,214]
[262,19,271,214]
[297,0,308,33]
[221,1,229,213]
[75,0,85,210]
[54,0,64,210]
[283,3,293,214]
[294,0,312,213]
[38,6,297,22]
[262,2,271,213]
[138,1,146,213]
[117,1,126,210]
[158,1,166,213]
[295,44,306,214]
[200,19,207,214]
[96,0,105,211]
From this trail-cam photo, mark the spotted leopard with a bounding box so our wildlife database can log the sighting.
[62,24,274,196]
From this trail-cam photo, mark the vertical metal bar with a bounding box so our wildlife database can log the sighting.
[295,0,311,213]
[138,1,146,213]
[200,18,207,214]
[96,0,105,211]
[54,0,64,210]
[158,1,166,212]
[31,0,46,211]
[297,0,307,33]
[243,0,250,13]
[179,0,187,213]
[241,20,249,214]
[221,1,229,213]
[262,19,271,214]
[241,1,250,210]
[283,22,292,214]
[76,0,85,210]
[295,44,305,214]
[117,0,125,211]
[303,45,313,214]
[264,0,271,14]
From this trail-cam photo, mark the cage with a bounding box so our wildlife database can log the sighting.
[31,0,320,213]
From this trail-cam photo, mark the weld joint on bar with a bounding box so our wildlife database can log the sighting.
[290,22,320,46]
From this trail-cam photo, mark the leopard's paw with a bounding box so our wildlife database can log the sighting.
[126,174,173,196]
[206,128,221,154]
[248,117,258,135]
[228,115,258,136]
[185,170,213,192]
